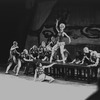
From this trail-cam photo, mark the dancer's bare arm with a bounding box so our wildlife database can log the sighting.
[69,59,76,64]
[80,56,86,64]
[11,45,19,51]
[56,19,59,32]
[63,32,71,43]
[43,63,56,69]
[42,56,47,61]
[87,58,99,67]
[23,58,33,62]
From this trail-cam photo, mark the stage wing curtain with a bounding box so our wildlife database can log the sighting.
[31,0,57,31]
[25,0,36,10]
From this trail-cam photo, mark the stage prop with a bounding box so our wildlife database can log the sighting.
[42,62,99,84]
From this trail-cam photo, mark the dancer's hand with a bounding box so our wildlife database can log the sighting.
[53,62,57,65]
[56,19,59,22]
[51,62,56,65]
[69,62,73,64]
[69,38,71,44]
[80,62,83,65]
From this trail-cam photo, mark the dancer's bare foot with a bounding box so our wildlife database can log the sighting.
[63,61,65,64]
[5,71,9,74]
[15,73,18,76]
[12,70,16,73]
[49,79,55,83]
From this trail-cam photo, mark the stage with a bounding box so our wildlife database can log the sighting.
[0,64,98,100]
[0,71,97,100]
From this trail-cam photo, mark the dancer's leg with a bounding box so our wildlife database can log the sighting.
[5,62,12,73]
[50,44,58,63]
[38,74,46,82]
[97,67,100,78]
[12,64,18,73]
[60,42,65,63]
[45,75,55,83]
[15,59,21,76]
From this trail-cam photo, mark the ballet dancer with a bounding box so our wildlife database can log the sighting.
[50,19,71,63]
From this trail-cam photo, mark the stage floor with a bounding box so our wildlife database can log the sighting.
[0,69,98,100]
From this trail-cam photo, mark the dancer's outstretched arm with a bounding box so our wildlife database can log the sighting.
[23,58,33,62]
[70,59,76,64]
[43,63,56,69]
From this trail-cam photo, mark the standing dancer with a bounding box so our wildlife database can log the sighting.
[33,61,56,83]
[5,41,21,75]
[50,19,71,63]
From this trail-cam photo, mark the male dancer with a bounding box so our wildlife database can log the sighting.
[5,41,21,76]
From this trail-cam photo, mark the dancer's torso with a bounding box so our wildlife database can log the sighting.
[57,31,64,42]
[11,49,20,58]
[84,51,91,59]
[91,56,97,63]
[10,49,20,63]
[37,67,44,76]
[30,48,38,58]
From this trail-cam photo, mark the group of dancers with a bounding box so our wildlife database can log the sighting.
[5,19,100,83]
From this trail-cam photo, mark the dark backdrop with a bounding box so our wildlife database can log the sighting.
[0,0,27,63]
[0,0,100,63]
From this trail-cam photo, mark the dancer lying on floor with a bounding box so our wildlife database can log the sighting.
[33,61,56,83]
[50,19,71,63]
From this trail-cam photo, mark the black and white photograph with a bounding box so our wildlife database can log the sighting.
[0,0,100,100]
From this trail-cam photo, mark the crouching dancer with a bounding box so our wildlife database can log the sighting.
[5,41,21,76]
[33,62,56,83]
